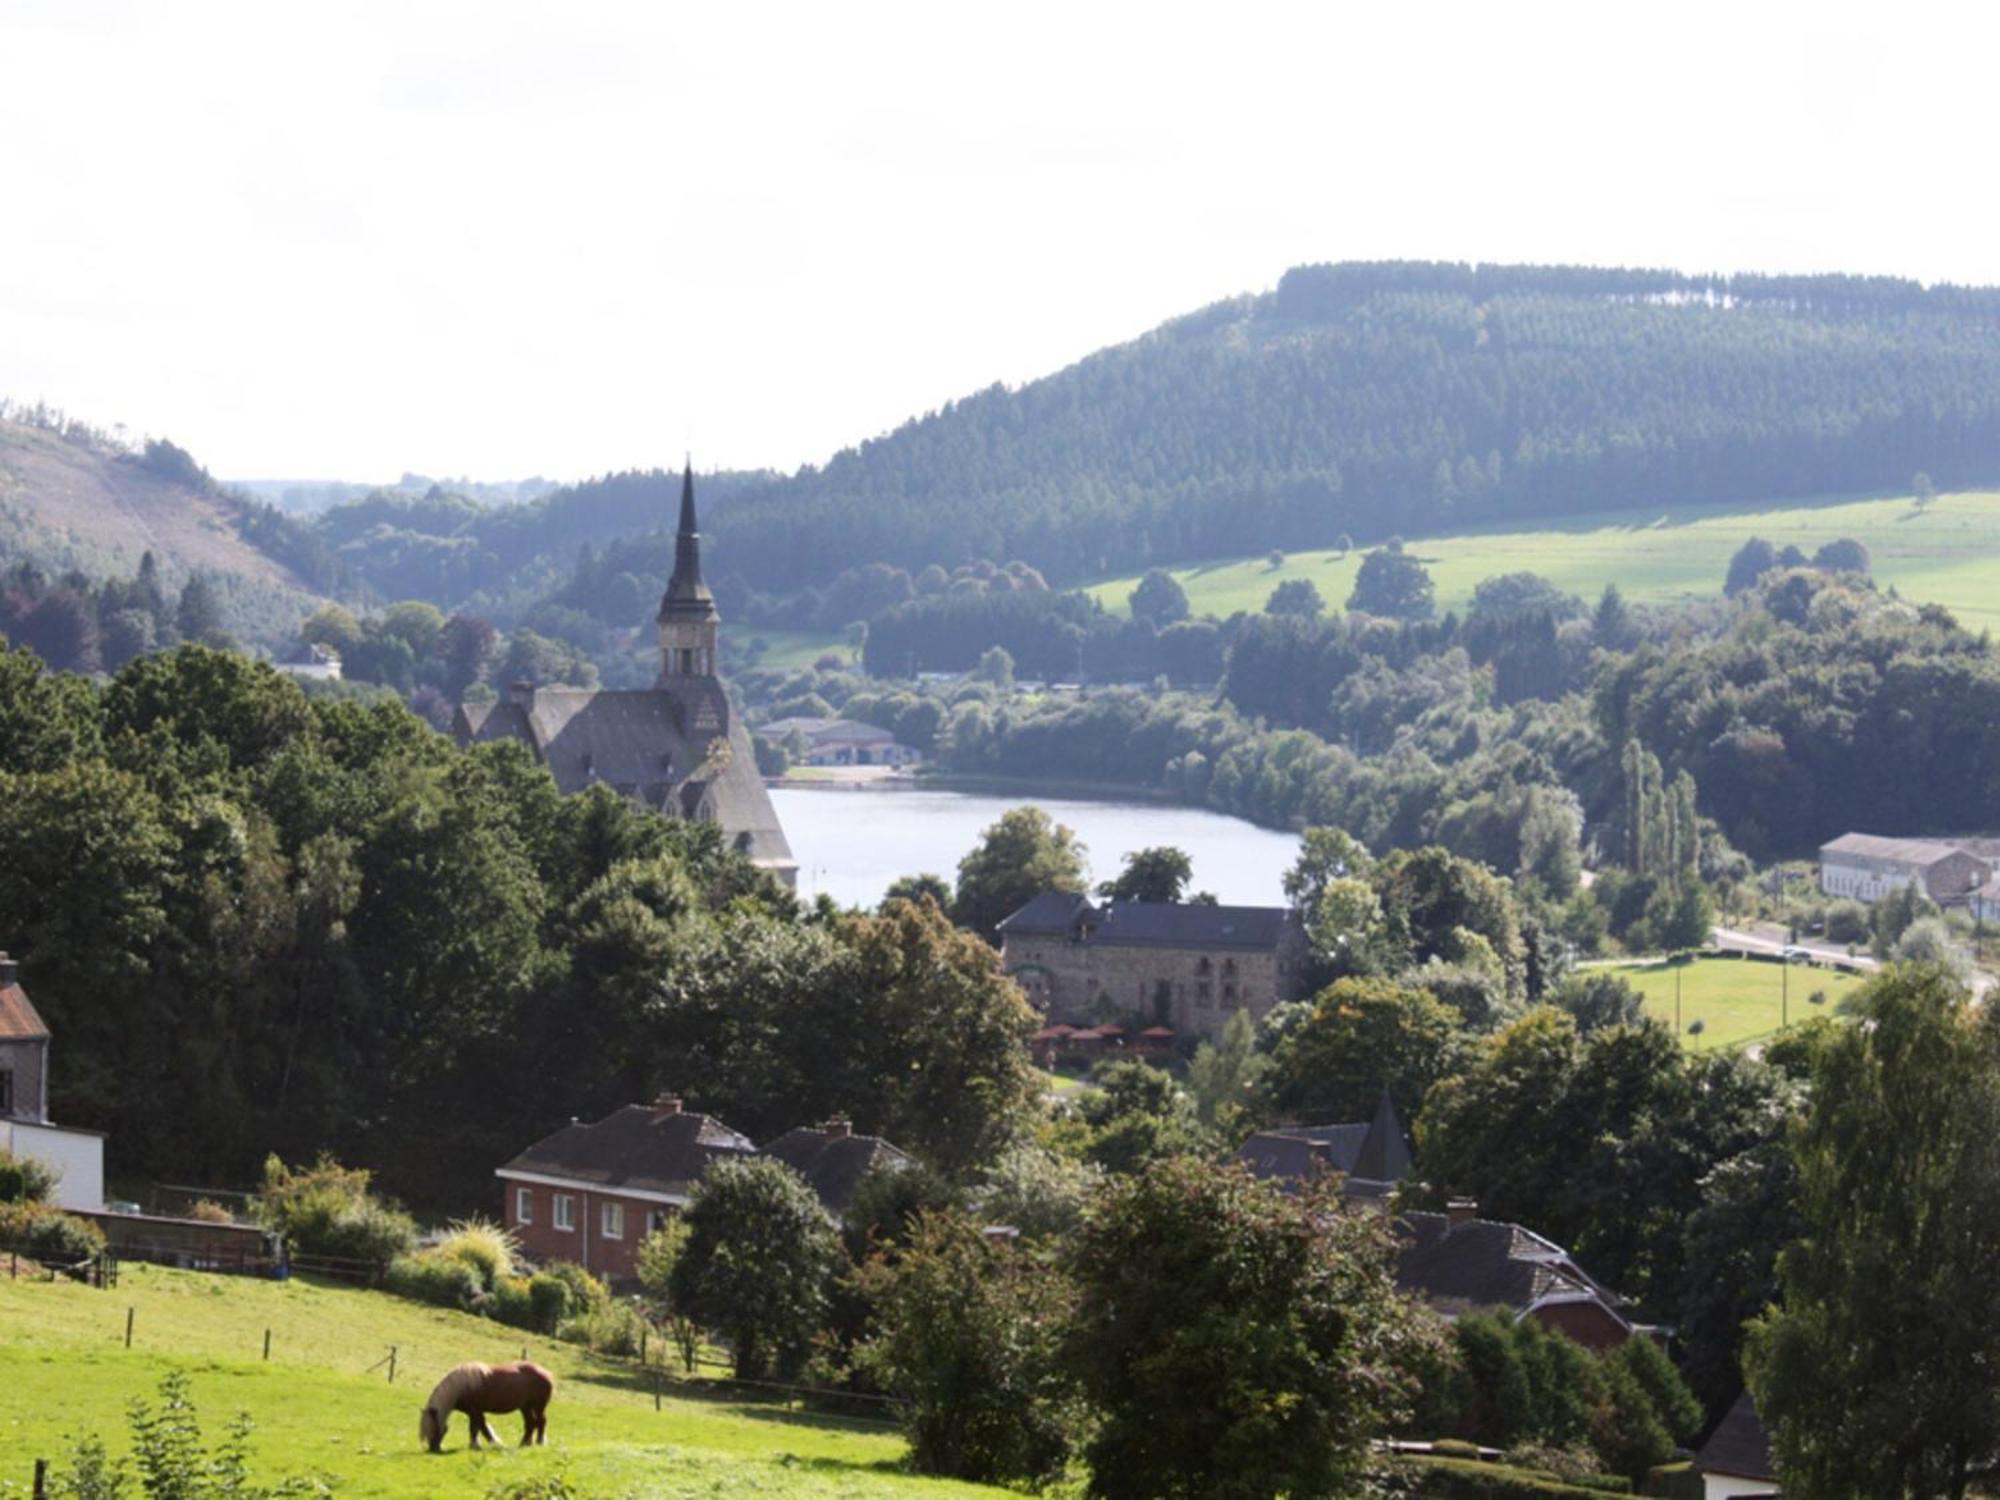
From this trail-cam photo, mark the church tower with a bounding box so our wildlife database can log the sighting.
[658,460,720,681]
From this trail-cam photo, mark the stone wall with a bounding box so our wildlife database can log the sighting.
[1004,925,1310,1042]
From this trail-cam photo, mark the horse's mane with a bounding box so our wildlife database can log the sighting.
[425,1362,489,1412]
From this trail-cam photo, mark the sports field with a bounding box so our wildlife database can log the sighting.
[1619,955,1867,1051]
[0,1264,989,1499]
[1086,490,2000,629]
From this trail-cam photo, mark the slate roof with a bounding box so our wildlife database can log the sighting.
[1392,1211,1620,1322]
[1694,1390,1775,1483]
[998,891,1295,951]
[0,957,49,1042]
[1819,832,1981,869]
[1235,1092,1413,1194]
[760,717,897,746]
[456,683,793,875]
[758,1126,912,1216]
[498,1105,755,1204]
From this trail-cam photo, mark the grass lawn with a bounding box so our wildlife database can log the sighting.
[1618,955,1867,1051]
[1084,489,2000,630]
[0,1265,996,1499]
[737,630,849,674]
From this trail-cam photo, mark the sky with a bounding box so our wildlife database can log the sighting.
[2,0,1996,484]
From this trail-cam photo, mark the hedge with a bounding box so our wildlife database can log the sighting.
[1395,1455,1633,1497]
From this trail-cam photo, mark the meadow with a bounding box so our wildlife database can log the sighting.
[1085,489,2000,629]
[0,1265,995,1500]
[1619,955,1865,1052]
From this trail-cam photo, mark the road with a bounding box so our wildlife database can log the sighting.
[1712,923,1996,1001]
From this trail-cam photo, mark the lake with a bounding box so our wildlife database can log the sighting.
[769,784,1303,909]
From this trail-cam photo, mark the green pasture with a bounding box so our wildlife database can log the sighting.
[739,630,850,674]
[0,1265,993,1499]
[1085,490,2000,630]
[1620,955,1866,1052]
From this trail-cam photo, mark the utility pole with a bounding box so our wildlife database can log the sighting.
[1675,957,1682,1036]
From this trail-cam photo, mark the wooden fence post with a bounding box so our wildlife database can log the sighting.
[653,1369,661,1412]
[263,1329,271,1361]
[387,1345,397,1384]
[33,1457,48,1499]
[124,1307,134,1348]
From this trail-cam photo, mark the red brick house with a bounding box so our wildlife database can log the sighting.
[496,1096,753,1282]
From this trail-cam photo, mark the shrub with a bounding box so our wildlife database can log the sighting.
[557,1300,648,1357]
[1824,899,1870,945]
[385,1250,483,1310]
[1431,1439,1483,1459]
[0,1147,57,1204]
[433,1217,518,1289]
[1395,1454,1629,1496]
[487,1276,535,1329]
[253,1154,415,1269]
[0,1199,106,1264]
[539,1260,609,1317]
[187,1199,237,1225]
[527,1272,576,1334]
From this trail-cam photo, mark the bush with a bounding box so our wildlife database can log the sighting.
[385,1250,483,1310]
[0,1147,57,1204]
[0,1200,105,1264]
[254,1154,415,1269]
[433,1217,518,1288]
[527,1272,578,1334]
[1824,899,1870,944]
[539,1260,609,1317]
[1395,1455,1629,1496]
[488,1276,536,1330]
[556,1300,649,1357]
[187,1199,237,1225]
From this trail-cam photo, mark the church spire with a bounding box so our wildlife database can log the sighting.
[669,458,705,597]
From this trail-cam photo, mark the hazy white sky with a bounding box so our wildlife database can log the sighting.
[2,0,1994,483]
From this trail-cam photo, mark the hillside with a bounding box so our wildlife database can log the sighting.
[1086,488,2000,630]
[0,416,331,646]
[2,1264,988,1499]
[706,262,2000,593]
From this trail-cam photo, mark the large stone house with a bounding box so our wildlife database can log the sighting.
[996,891,1309,1043]
[0,951,104,1212]
[455,466,795,887]
[1817,832,1991,904]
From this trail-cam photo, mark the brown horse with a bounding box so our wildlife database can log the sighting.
[419,1361,555,1451]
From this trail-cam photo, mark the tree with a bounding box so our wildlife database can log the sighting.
[1185,1007,1268,1129]
[972,644,1014,689]
[1262,977,1467,1125]
[1813,536,1871,574]
[1746,965,2000,1498]
[1129,569,1191,627]
[1913,470,1937,506]
[952,806,1086,943]
[1548,971,1647,1034]
[1064,1158,1437,1500]
[173,574,228,646]
[880,872,952,913]
[1077,1059,1208,1174]
[1723,537,1779,596]
[669,1156,837,1380]
[975,1142,1102,1241]
[1348,544,1435,620]
[1264,578,1325,618]
[438,613,496,698]
[1659,881,1715,951]
[1676,1142,1802,1416]
[634,1218,702,1371]
[1592,582,1635,649]
[856,1210,1078,1485]
[1097,845,1193,903]
[1893,915,1970,978]
[1283,826,1375,918]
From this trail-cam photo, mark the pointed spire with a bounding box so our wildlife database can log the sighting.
[660,458,715,618]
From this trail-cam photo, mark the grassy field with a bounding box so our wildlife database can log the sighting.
[0,1265,994,1499]
[738,630,851,673]
[1085,489,2000,630]
[1619,955,1866,1051]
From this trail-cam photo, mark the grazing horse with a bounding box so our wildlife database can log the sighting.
[419,1361,555,1452]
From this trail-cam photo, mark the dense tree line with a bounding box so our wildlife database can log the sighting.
[0,640,1039,1211]
[704,261,2000,589]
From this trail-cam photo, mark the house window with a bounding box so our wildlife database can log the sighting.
[0,1069,11,1115]
[601,1202,625,1240]
[553,1194,575,1232]
[515,1187,533,1225]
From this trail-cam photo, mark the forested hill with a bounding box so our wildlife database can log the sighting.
[702,261,2000,590]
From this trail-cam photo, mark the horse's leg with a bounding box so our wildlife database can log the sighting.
[520,1408,535,1447]
[537,1407,548,1445]
[478,1412,502,1448]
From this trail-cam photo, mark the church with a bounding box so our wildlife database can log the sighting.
[454,466,797,886]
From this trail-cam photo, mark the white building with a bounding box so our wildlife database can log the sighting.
[0,951,104,1212]
[1817,832,1991,904]
[758,716,922,768]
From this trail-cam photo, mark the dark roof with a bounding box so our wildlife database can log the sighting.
[1694,1391,1775,1482]
[1820,832,1980,868]
[499,1105,754,1203]
[660,461,716,618]
[0,962,49,1042]
[1393,1211,1621,1323]
[1235,1092,1412,1191]
[455,684,793,874]
[758,1127,911,1216]
[997,891,1295,951]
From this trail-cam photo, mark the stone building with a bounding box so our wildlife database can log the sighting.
[1817,832,1991,904]
[996,891,1310,1043]
[455,466,795,887]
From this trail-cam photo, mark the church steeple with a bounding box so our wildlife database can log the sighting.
[658,459,721,679]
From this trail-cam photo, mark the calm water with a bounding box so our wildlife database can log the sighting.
[769,784,1302,909]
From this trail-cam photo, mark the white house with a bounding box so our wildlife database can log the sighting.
[0,951,104,1212]
[758,716,921,768]
[1817,832,1991,904]
[1689,1391,1778,1499]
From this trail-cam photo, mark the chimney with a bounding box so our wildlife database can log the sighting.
[0,952,14,985]
[511,679,536,708]
[650,1094,683,1119]
[823,1116,852,1139]
[1446,1197,1478,1228]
